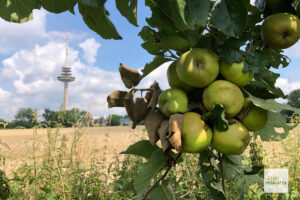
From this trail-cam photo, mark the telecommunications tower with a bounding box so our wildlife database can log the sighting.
[57,31,75,111]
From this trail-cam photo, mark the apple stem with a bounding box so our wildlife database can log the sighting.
[141,152,182,200]
[218,153,226,194]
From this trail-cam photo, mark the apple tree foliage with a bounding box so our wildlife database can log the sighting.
[2,0,300,199]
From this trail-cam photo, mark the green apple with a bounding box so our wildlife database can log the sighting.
[241,99,269,131]
[202,80,244,117]
[176,48,219,88]
[212,120,250,155]
[262,13,300,49]
[160,35,191,52]
[181,112,212,153]
[220,61,253,86]
[167,61,193,92]
[158,88,188,117]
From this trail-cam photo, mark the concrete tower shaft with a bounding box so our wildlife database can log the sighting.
[57,31,75,110]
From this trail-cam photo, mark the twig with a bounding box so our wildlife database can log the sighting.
[218,153,226,194]
[142,153,182,200]
[236,107,251,120]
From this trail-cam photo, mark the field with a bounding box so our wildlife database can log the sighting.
[0,125,299,199]
[0,126,146,177]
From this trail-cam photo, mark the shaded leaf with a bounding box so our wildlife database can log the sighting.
[138,26,164,55]
[248,95,300,114]
[222,155,243,180]
[199,150,226,200]
[149,181,175,200]
[116,0,138,26]
[134,148,167,198]
[78,2,122,40]
[254,111,296,141]
[292,0,300,16]
[152,0,190,31]
[78,0,106,7]
[243,80,285,99]
[141,56,171,78]
[42,0,77,14]
[0,0,41,23]
[243,49,269,73]
[267,48,290,69]
[121,140,159,159]
[211,0,248,37]
[204,104,228,131]
[145,0,177,34]
[185,0,210,27]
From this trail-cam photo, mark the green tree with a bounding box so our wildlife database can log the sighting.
[287,89,300,108]
[13,108,37,128]
[43,108,59,127]
[108,115,121,126]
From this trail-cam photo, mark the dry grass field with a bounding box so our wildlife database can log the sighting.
[0,126,146,177]
[0,125,299,177]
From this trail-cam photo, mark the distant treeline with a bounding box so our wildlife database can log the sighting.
[0,108,130,129]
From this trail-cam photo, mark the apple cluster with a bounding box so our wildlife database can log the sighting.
[158,48,269,155]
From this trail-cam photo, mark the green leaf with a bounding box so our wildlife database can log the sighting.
[78,2,122,40]
[266,48,290,69]
[134,148,167,198]
[141,56,171,78]
[145,0,177,34]
[149,181,175,200]
[121,140,159,159]
[199,150,226,200]
[0,0,41,23]
[248,68,285,99]
[222,155,243,180]
[204,104,228,132]
[116,0,138,26]
[248,95,300,114]
[219,35,250,64]
[243,80,285,99]
[211,0,248,37]
[152,0,189,31]
[243,49,269,73]
[78,0,106,7]
[254,111,296,141]
[236,174,264,197]
[152,0,210,31]
[292,0,300,16]
[138,26,164,55]
[185,0,210,27]
[42,0,77,14]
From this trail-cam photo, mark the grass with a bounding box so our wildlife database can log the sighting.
[0,123,299,199]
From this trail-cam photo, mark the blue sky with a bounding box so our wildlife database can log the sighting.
[0,2,299,120]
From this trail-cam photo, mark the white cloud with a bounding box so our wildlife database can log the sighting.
[79,38,101,64]
[0,10,48,54]
[275,78,300,95]
[0,38,172,119]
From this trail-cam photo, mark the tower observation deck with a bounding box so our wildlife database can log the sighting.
[57,31,75,110]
